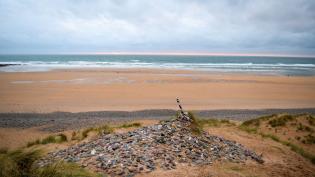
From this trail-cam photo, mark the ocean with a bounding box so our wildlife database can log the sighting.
[0,55,315,76]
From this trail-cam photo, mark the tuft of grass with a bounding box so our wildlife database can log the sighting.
[0,147,8,154]
[56,134,67,142]
[306,115,315,126]
[0,149,42,177]
[240,114,315,164]
[80,124,114,140]
[280,140,315,164]
[297,123,314,132]
[0,149,100,177]
[41,134,68,145]
[27,134,68,147]
[239,125,258,134]
[242,119,260,127]
[241,127,315,164]
[96,125,114,135]
[187,112,203,135]
[34,162,100,177]
[260,132,315,164]
[260,133,280,142]
[41,136,56,145]
[229,166,243,172]
[117,122,142,129]
[71,131,79,141]
[268,114,294,127]
[242,114,277,127]
[82,127,94,139]
[302,134,315,144]
[27,139,41,148]
[198,119,235,127]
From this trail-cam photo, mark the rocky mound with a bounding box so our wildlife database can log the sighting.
[38,117,264,176]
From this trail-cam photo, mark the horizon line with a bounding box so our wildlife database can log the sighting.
[1,51,315,58]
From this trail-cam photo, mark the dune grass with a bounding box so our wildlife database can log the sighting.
[0,149,100,177]
[71,124,115,141]
[280,140,315,164]
[240,114,315,164]
[27,134,68,148]
[268,114,294,127]
[186,112,235,135]
[187,112,203,135]
[297,123,314,132]
[198,118,235,127]
[0,149,41,177]
[239,124,258,134]
[34,162,100,177]
[116,122,142,129]
[306,115,315,126]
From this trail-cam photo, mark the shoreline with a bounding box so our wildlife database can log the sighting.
[1,108,315,132]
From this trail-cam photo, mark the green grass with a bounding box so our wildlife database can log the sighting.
[116,122,142,129]
[0,149,100,177]
[27,134,68,147]
[186,112,235,135]
[229,166,243,172]
[34,162,100,177]
[198,119,235,127]
[260,133,280,142]
[279,140,315,164]
[79,124,114,140]
[95,125,114,135]
[259,132,315,164]
[306,115,315,126]
[302,134,315,144]
[242,114,277,127]
[0,147,9,154]
[239,125,258,134]
[0,149,41,177]
[187,112,203,135]
[268,114,294,127]
[82,128,94,139]
[240,115,315,165]
[297,123,314,132]
[27,139,41,147]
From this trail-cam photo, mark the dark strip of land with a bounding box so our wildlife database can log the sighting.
[0,64,20,67]
[1,108,315,132]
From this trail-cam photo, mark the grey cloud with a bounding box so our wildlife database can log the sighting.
[0,0,314,55]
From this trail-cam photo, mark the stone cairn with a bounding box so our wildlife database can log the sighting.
[38,99,264,176]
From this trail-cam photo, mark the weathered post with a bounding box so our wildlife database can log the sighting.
[176,98,190,121]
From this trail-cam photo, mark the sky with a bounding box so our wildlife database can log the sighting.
[0,0,315,56]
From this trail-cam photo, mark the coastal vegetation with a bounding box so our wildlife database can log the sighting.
[239,114,315,164]
[0,149,100,177]
[26,122,142,147]
[187,111,235,135]
[27,134,67,147]
[1,113,314,177]
[116,122,142,129]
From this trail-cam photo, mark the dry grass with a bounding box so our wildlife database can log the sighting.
[26,134,68,147]
[0,149,100,177]
[240,113,315,164]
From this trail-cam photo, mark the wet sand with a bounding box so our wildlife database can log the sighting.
[0,68,315,112]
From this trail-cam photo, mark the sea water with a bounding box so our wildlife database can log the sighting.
[0,55,315,76]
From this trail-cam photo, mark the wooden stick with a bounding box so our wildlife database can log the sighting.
[177,98,190,121]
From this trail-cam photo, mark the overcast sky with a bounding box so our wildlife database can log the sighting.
[0,0,315,55]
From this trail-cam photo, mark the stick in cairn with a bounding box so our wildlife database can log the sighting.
[176,98,190,121]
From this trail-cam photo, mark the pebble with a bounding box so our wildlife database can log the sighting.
[37,116,264,177]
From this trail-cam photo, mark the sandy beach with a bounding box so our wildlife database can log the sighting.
[0,68,314,113]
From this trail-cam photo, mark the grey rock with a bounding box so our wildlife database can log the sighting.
[37,116,264,176]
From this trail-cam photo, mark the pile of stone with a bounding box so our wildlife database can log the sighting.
[38,116,263,176]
